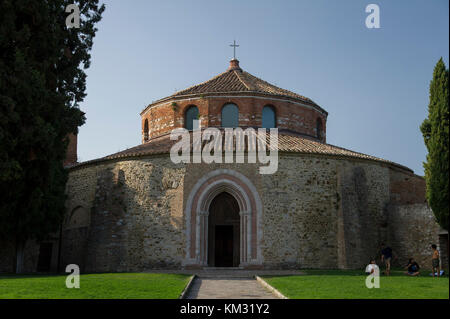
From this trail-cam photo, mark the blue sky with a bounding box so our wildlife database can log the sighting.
[78,0,449,175]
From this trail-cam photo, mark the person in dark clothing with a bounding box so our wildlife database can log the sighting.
[405,258,420,276]
[380,243,394,276]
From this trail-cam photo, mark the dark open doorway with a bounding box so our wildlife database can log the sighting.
[208,192,240,267]
[37,242,53,272]
[215,225,234,267]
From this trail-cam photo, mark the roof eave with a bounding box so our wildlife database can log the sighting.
[140,91,328,116]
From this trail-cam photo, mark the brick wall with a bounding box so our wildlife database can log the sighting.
[64,133,77,166]
[389,169,426,205]
[141,95,327,143]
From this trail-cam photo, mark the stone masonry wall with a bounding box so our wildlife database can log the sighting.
[336,162,391,269]
[3,152,442,273]
[387,204,441,270]
[260,155,340,269]
[260,156,392,269]
[182,155,394,269]
[60,154,441,271]
[64,157,186,272]
[387,169,444,270]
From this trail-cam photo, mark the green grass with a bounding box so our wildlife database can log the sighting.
[263,269,449,299]
[0,273,192,299]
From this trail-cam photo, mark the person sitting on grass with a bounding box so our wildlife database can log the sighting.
[404,258,420,276]
[365,259,379,275]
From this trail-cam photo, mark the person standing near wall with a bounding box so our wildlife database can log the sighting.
[381,243,394,276]
[431,244,441,278]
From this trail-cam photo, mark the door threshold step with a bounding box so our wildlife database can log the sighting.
[202,267,245,270]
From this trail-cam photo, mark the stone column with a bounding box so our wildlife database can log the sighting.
[197,210,209,266]
[240,210,250,265]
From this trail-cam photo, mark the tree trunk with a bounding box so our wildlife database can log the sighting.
[15,239,25,274]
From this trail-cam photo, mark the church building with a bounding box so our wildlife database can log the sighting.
[0,58,447,273]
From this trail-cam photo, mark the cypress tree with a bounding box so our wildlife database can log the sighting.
[420,58,449,231]
[0,0,105,272]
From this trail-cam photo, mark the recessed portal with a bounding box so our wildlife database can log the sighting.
[215,225,234,267]
[37,243,53,272]
[208,192,240,267]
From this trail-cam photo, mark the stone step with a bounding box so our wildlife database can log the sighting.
[202,267,245,271]
[197,274,256,279]
[198,269,260,278]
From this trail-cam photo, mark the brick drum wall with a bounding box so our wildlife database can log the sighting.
[141,96,327,143]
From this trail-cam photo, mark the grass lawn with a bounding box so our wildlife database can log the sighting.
[0,273,192,299]
[263,269,449,299]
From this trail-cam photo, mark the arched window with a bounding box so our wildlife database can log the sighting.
[316,118,323,140]
[221,103,239,127]
[143,119,149,142]
[185,105,199,131]
[262,105,276,128]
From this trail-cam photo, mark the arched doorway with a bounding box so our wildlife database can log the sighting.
[184,169,263,269]
[208,192,240,267]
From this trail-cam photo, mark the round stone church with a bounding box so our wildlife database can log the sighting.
[2,59,446,273]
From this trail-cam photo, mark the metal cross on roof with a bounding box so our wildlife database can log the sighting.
[229,40,239,60]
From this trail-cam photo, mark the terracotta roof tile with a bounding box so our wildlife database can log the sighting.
[68,130,412,173]
[170,69,315,105]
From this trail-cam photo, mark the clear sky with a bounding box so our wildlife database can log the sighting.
[78,0,449,175]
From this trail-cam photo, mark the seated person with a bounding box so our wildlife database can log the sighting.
[405,258,420,276]
[365,259,379,275]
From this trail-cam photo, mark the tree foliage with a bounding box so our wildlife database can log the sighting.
[420,58,449,231]
[0,0,105,271]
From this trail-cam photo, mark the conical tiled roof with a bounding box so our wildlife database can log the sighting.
[145,59,320,109]
[68,130,413,174]
[173,68,314,103]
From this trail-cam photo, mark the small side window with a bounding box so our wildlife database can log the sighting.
[143,119,149,142]
[262,105,276,128]
[185,106,199,130]
[221,103,239,127]
[316,118,323,140]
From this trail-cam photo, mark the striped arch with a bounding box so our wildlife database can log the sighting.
[183,169,263,268]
